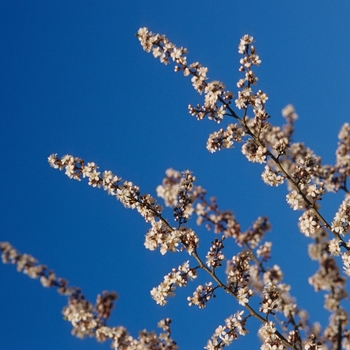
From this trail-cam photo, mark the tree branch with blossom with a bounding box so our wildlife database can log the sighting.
[1,28,350,349]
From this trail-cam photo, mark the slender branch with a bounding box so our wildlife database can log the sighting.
[191,249,296,350]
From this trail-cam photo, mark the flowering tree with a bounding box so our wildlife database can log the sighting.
[1,27,350,349]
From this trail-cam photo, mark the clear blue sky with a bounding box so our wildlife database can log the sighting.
[1,2,350,349]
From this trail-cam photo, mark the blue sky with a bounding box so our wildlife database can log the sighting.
[1,2,350,349]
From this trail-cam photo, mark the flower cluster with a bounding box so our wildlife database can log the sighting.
[206,236,225,269]
[258,322,286,350]
[145,211,198,254]
[49,154,200,256]
[241,139,267,163]
[259,283,280,315]
[273,137,290,156]
[145,221,199,255]
[342,251,350,276]
[286,190,306,211]
[235,35,264,113]
[173,170,196,224]
[261,165,285,186]
[256,241,272,262]
[144,222,179,255]
[263,264,283,285]
[308,253,347,307]
[156,169,197,224]
[293,157,317,182]
[239,216,271,248]
[226,252,253,305]
[137,27,233,124]
[150,260,197,306]
[1,241,76,294]
[205,311,248,350]
[331,196,350,236]
[156,168,182,207]
[298,210,321,237]
[48,154,165,225]
[187,282,216,308]
[206,123,245,153]
[137,27,187,67]
[336,122,350,169]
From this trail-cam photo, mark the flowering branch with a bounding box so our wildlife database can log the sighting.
[2,28,350,349]
[136,27,350,348]
[47,153,306,349]
[0,242,177,349]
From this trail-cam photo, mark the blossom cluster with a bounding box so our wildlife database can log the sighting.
[259,283,280,315]
[261,165,285,186]
[206,123,245,153]
[331,195,350,236]
[1,241,76,294]
[226,252,253,306]
[137,27,232,125]
[206,236,225,269]
[48,154,201,256]
[187,282,216,308]
[298,210,321,237]
[258,322,286,350]
[150,260,197,306]
[204,311,248,350]
[173,170,196,224]
[336,122,350,169]
[239,216,271,248]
